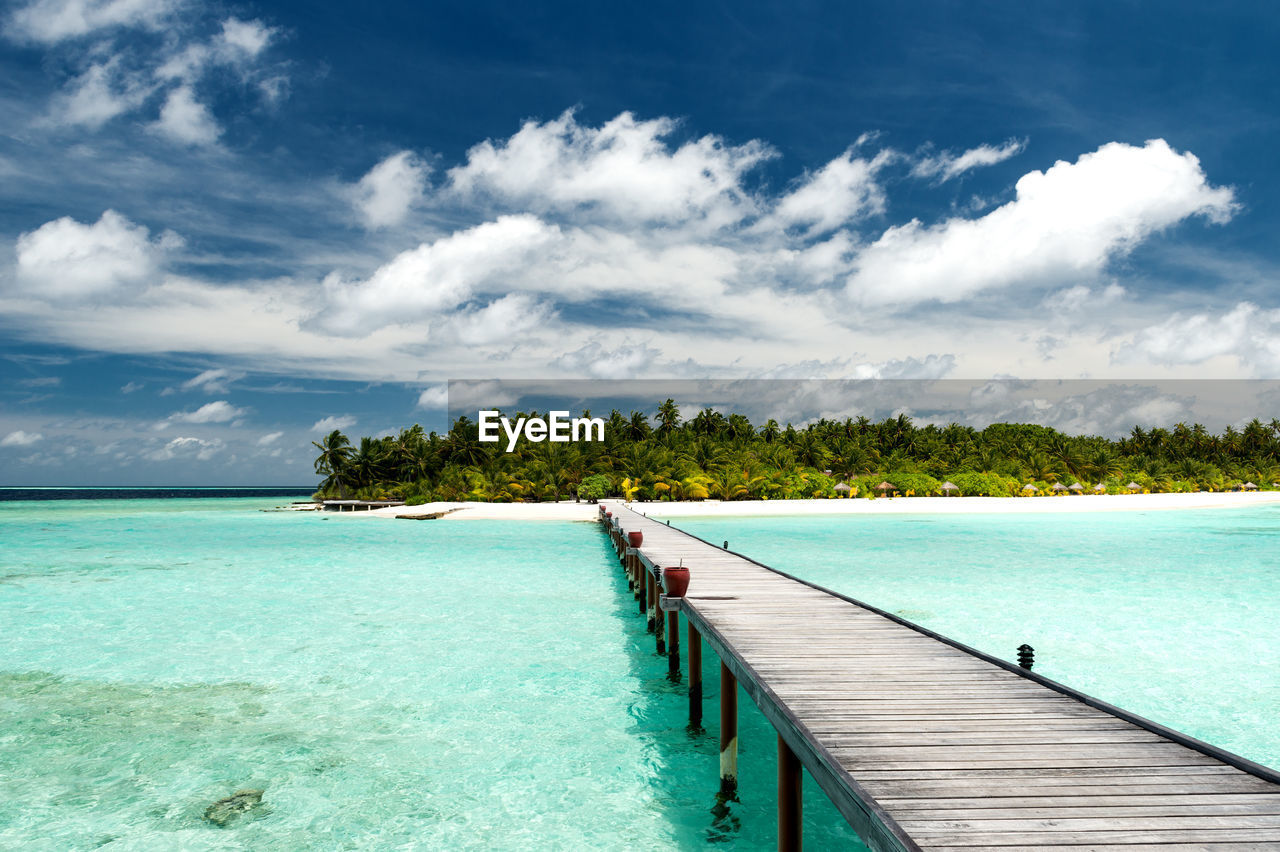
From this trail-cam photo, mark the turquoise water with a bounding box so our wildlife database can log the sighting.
[0,499,861,850]
[669,506,1280,771]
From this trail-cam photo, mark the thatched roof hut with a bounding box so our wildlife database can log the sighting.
[941,481,959,495]
[1069,483,1084,492]
[1093,483,1107,493]
[1022,483,1038,493]
[1051,482,1069,492]
[1126,482,1142,491]
[834,482,852,493]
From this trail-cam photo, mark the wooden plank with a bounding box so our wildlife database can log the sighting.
[924,845,1280,852]
[906,827,1280,844]
[606,507,1280,849]
[898,815,1280,830]
[893,804,1280,819]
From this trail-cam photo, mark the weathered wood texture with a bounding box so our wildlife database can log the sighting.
[604,503,1280,852]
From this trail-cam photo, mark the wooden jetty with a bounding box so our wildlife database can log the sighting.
[599,503,1280,851]
[320,499,405,512]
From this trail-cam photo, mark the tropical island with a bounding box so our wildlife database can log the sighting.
[311,402,1280,503]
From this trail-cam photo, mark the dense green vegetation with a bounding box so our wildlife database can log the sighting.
[312,404,1280,503]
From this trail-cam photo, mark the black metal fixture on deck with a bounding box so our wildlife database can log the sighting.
[1017,644,1035,671]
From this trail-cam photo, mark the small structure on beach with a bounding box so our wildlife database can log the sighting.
[1126,482,1142,492]
[1242,482,1259,491]
[1093,483,1107,493]
[1069,483,1084,493]
[941,481,959,496]
[322,500,406,512]
[875,481,895,497]
[833,482,852,496]
[1051,482,1069,493]
[1021,483,1038,494]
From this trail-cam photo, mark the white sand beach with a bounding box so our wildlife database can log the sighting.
[347,490,1280,521]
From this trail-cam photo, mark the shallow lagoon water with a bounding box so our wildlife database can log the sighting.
[671,505,1280,771]
[0,499,861,850]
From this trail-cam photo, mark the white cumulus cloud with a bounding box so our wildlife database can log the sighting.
[1,430,44,446]
[769,149,892,234]
[256,431,283,445]
[349,151,430,229]
[1119,302,1280,376]
[151,85,220,146]
[13,210,179,299]
[164,400,246,425]
[847,139,1236,307]
[416,385,448,410]
[451,294,552,346]
[447,109,774,226]
[314,214,558,336]
[312,415,356,433]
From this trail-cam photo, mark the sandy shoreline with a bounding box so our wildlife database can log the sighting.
[342,490,1280,521]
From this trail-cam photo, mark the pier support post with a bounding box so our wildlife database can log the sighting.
[689,623,703,730]
[719,662,738,801]
[655,587,666,654]
[667,609,681,680]
[646,568,657,633]
[778,734,802,852]
[638,563,646,612]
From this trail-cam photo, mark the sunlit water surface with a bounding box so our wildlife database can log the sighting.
[0,499,860,850]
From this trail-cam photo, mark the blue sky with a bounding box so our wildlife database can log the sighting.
[1,0,1279,484]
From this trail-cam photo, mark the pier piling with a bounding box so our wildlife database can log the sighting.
[719,662,738,802]
[646,567,657,631]
[636,561,646,612]
[688,623,703,730]
[777,734,802,852]
[655,588,666,654]
[667,609,681,680]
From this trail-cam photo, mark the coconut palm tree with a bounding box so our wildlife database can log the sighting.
[312,429,354,498]
[656,399,681,435]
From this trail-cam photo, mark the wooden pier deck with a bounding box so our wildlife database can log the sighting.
[602,503,1280,851]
